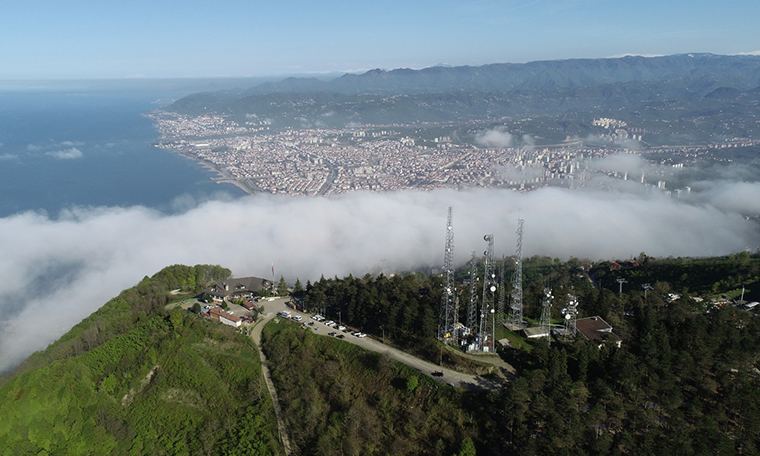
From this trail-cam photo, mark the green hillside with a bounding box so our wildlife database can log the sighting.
[0,265,282,456]
[261,319,488,456]
[5,255,760,455]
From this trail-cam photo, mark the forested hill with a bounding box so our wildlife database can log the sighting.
[0,264,282,456]
[165,54,760,138]
[4,255,760,455]
[242,54,760,96]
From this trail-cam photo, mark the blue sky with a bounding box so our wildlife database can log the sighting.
[2,0,759,79]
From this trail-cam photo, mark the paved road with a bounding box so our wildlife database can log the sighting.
[258,298,505,391]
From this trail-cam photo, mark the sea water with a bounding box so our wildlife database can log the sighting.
[0,81,247,218]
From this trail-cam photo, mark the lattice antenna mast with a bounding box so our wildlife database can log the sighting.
[479,234,496,351]
[539,288,553,334]
[509,218,525,328]
[438,207,457,341]
[465,251,479,332]
[497,258,507,326]
[562,295,579,339]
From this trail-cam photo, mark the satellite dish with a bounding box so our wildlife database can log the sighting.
[565,314,572,320]
[561,307,567,314]
[447,225,452,231]
[490,285,497,292]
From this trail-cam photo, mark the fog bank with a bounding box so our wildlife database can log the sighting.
[1,184,758,373]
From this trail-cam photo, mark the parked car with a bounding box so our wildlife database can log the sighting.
[337,325,346,331]
[291,315,302,321]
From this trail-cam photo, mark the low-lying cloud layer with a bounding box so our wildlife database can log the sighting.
[1,182,759,373]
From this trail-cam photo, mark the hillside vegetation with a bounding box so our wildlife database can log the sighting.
[5,254,760,455]
[261,319,490,456]
[0,265,281,456]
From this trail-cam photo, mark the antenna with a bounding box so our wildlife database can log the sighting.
[539,288,553,335]
[479,234,496,352]
[497,258,507,326]
[509,218,525,329]
[466,251,479,332]
[561,295,579,339]
[438,207,458,341]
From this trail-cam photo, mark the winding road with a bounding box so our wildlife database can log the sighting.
[251,298,510,392]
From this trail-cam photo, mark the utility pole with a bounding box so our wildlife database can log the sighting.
[617,278,628,295]
[642,283,653,300]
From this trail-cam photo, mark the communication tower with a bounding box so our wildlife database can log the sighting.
[561,295,579,339]
[497,258,507,326]
[509,218,525,328]
[479,234,496,352]
[466,251,479,332]
[438,207,457,341]
[539,288,553,334]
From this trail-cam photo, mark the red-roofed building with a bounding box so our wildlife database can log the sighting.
[207,306,242,328]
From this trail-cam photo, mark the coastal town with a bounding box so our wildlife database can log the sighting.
[148,111,758,197]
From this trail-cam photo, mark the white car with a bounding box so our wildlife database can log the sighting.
[353,332,366,337]
[291,315,302,321]
[337,325,346,331]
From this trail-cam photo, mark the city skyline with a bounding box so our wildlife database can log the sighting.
[2,0,760,80]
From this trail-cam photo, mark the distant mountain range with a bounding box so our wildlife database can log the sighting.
[166,54,760,140]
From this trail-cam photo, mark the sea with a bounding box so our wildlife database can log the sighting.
[0,79,266,218]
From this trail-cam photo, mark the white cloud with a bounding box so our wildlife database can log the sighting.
[0,185,758,373]
[0,153,18,161]
[45,147,83,160]
[475,126,514,147]
[474,128,537,149]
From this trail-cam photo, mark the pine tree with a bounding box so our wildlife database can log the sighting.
[277,276,288,296]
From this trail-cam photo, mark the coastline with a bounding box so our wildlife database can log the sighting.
[197,160,255,196]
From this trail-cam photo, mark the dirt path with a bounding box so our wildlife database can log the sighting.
[249,302,293,456]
